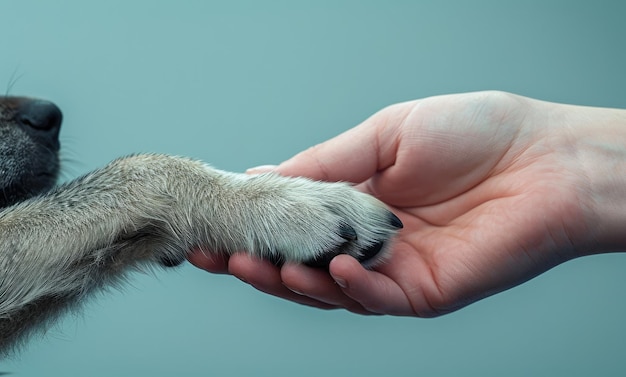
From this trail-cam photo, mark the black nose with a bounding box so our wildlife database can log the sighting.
[18,100,63,131]
[17,100,62,150]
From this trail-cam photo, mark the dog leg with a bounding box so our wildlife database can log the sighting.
[0,153,401,354]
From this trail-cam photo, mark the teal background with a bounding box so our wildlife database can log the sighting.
[2,1,626,376]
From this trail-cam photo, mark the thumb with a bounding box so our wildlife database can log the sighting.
[275,105,407,184]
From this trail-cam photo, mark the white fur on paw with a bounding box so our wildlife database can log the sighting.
[238,173,403,268]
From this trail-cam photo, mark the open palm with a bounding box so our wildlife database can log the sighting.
[189,91,591,316]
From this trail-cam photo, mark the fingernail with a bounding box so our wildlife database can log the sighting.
[246,165,278,175]
[283,283,304,295]
[333,276,347,289]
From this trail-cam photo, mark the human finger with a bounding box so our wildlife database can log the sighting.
[280,263,377,315]
[187,247,230,274]
[227,253,339,310]
[328,255,418,316]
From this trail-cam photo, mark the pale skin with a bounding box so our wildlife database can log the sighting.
[188,91,626,317]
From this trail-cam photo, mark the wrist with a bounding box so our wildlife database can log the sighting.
[564,104,626,254]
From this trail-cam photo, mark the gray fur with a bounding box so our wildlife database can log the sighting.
[0,97,401,356]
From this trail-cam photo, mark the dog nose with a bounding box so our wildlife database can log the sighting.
[17,99,63,150]
[18,100,63,131]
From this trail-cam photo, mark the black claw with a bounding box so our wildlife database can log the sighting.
[357,241,384,263]
[338,223,357,241]
[389,212,403,229]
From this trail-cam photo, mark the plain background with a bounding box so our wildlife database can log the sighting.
[2,1,625,376]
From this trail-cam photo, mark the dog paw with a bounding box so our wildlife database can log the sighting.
[240,173,403,268]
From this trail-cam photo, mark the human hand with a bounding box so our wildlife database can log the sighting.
[189,91,626,316]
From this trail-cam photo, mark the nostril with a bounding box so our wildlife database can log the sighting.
[17,100,63,132]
